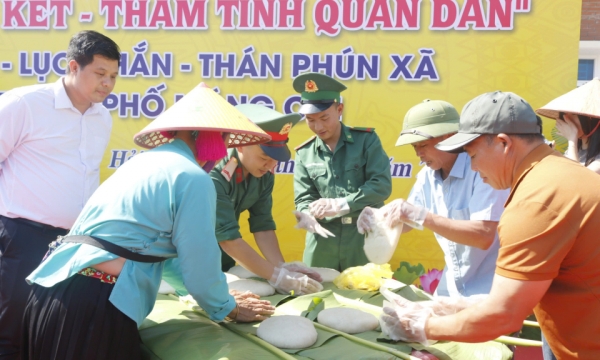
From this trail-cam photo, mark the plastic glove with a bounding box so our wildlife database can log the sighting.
[380,304,433,345]
[268,266,324,295]
[357,206,376,234]
[309,198,350,219]
[293,211,335,238]
[281,262,323,282]
[383,199,429,230]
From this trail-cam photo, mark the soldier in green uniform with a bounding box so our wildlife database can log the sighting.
[292,73,392,271]
[210,104,323,295]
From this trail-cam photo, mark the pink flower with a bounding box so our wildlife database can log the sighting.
[419,268,443,294]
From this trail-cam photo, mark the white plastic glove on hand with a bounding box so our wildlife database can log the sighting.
[357,206,375,234]
[309,198,350,219]
[281,262,323,282]
[293,211,335,238]
[380,304,433,345]
[268,266,324,295]
[383,199,429,230]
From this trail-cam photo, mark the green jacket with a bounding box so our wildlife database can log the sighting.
[293,123,392,270]
[210,148,276,271]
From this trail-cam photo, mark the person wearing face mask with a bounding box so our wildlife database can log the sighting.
[21,84,276,360]
[292,73,392,271]
[537,78,600,174]
[200,104,321,296]
[358,100,510,297]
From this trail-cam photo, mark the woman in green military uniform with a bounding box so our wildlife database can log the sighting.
[293,73,392,271]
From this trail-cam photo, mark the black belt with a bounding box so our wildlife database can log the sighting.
[5,216,69,234]
[59,235,167,263]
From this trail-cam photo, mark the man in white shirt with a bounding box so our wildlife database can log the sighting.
[359,100,509,297]
[0,30,120,359]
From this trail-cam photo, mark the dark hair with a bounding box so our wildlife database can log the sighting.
[576,115,600,166]
[66,31,121,69]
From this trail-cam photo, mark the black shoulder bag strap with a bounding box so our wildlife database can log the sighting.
[60,235,167,263]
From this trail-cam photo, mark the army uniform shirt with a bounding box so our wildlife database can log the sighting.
[294,123,392,270]
[210,148,276,271]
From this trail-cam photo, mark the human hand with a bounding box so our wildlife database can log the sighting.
[232,296,276,322]
[380,304,433,345]
[281,262,323,282]
[382,199,428,230]
[357,206,376,234]
[293,211,335,238]
[269,266,324,295]
[230,289,260,301]
[555,114,581,142]
[309,198,350,219]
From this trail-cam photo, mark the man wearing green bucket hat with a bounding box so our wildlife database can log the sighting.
[359,99,509,297]
[292,73,392,270]
[210,104,323,296]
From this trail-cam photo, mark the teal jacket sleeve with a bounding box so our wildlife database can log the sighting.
[248,174,276,233]
[344,132,392,214]
[171,171,235,321]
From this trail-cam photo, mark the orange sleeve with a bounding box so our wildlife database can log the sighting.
[495,200,579,281]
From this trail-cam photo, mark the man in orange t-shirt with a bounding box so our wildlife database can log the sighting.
[379,91,600,359]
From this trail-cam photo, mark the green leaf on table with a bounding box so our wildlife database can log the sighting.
[301,297,325,321]
[393,261,425,286]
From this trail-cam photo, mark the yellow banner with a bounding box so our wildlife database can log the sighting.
[0,0,581,272]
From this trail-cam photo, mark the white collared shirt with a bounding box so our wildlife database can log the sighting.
[408,153,510,297]
[0,78,112,229]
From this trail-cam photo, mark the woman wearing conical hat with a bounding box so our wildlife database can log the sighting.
[537,78,600,174]
[21,84,275,359]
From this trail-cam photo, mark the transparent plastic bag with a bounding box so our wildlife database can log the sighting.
[363,208,403,264]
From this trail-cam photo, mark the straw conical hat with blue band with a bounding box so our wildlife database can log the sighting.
[134,83,271,149]
[235,104,301,162]
[536,78,600,121]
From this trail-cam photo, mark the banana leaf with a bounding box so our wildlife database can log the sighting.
[142,289,514,360]
[393,262,426,286]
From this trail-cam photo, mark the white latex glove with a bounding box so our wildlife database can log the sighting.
[383,199,429,230]
[308,198,350,219]
[293,211,335,238]
[380,305,433,346]
[268,266,324,295]
[281,262,323,282]
[357,206,376,234]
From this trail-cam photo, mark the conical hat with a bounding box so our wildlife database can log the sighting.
[133,83,271,149]
[536,78,600,120]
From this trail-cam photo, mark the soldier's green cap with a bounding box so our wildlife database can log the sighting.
[292,72,347,114]
[395,100,460,147]
[235,104,301,162]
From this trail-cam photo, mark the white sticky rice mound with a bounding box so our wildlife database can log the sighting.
[257,315,318,349]
[158,280,176,294]
[228,265,259,278]
[311,267,341,282]
[228,279,276,296]
[224,272,240,283]
[317,307,379,334]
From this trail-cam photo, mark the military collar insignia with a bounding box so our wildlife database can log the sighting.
[305,80,318,93]
[221,157,238,182]
[279,122,293,135]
